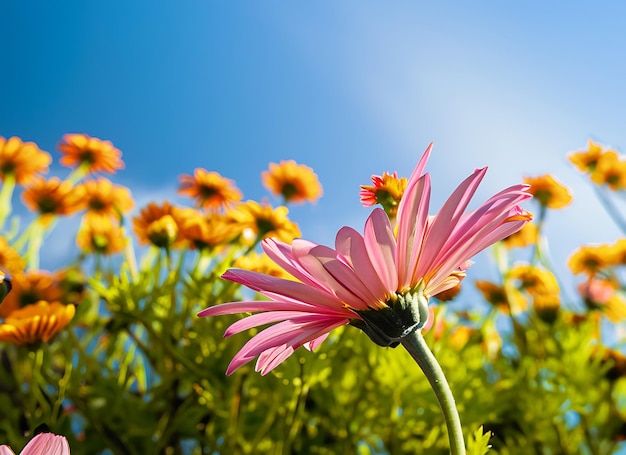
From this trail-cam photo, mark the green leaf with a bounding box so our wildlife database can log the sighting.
[467,426,492,455]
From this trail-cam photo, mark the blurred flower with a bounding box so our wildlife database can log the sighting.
[262,160,323,204]
[76,216,126,256]
[0,273,11,306]
[178,169,242,211]
[590,150,626,191]
[0,431,70,455]
[22,177,84,221]
[0,237,26,278]
[0,137,51,185]
[133,201,188,249]
[179,210,240,251]
[447,325,476,350]
[568,139,605,173]
[0,301,75,345]
[533,293,561,323]
[568,244,615,277]
[509,264,560,297]
[475,280,528,314]
[523,174,573,209]
[360,171,408,220]
[578,278,626,322]
[74,177,134,221]
[0,270,63,318]
[233,252,296,281]
[200,143,532,375]
[58,134,124,174]
[230,201,301,244]
[501,222,538,249]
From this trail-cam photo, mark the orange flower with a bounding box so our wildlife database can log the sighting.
[501,222,538,249]
[0,301,75,345]
[475,280,528,314]
[568,139,605,173]
[262,160,323,204]
[568,244,616,276]
[360,171,408,219]
[590,150,626,191]
[233,251,296,280]
[0,270,63,318]
[77,216,126,255]
[74,177,134,220]
[0,136,51,184]
[58,133,124,174]
[230,201,301,244]
[179,209,240,251]
[132,201,189,248]
[22,177,85,219]
[509,264,560,297]
[0,237,25,278]
[523,174,573,209]
[178,168,242,211]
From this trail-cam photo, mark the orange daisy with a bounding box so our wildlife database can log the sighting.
[360,171,408,219]
[58,133,124,174]
[132,201,189,248]
[74,177,134,220]
[0,136,51,185]
[178,209,240,251]
[178,168,242,211]
[0,237,26,278]
[523,174,573,209]
[22,177,85,220]
[590,150,626,191]
[0,300,75,345]
[0,270,63,318]
[261,160,323,204]
[568,140,605,173]
[229,201,301,244]
[568,244,616,276]
[77,216,126,256]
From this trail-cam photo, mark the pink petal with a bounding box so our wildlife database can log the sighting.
[363,208,398,292]
[224,310,350,337]
[255,345,295,375]
[20,434,70,455]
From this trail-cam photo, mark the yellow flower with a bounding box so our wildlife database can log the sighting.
[262,160,323,204]
[0,301,75,345]
[509,264,560,297]
[58,134,124,174]
[533,293,561,323]
[568,139,605,173]
[590,150,626,191]
[77,216,126,255]
[360,171,408,220]
[501,222,539,249]
[178,168,242,211]
[0,136,51,184]
[179,209,240,251]
[74,177,134,221]
[133,201,189,248]
[22,177,85,220]
[568,244,615,276]
[233,252,296,280]
[230,201,301,243]
[0,270,63,318]
[523,174,573,209]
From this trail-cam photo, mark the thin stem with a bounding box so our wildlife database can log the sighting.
[401,330,466,455]
[0,173,16,231]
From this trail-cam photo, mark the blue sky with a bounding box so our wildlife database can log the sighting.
[2,2,626,302]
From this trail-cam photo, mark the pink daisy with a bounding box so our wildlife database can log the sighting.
[199,143,532,375]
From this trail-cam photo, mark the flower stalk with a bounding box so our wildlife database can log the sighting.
[401,329,466,455]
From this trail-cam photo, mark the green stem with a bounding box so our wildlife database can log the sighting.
[0,173,16,232]
[401,330,466,455]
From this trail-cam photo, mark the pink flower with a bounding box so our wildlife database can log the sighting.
[199,143,532,375]
[0,433,70,455]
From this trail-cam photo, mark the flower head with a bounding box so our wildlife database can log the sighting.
[58,134,124,174]
[360,171,408,220]
[568,139,605,173]
[178,169,242,211]
[22,177,84,220]
[0,237,26,279]
[590,150,626,191]
[262,160,323,204]
[0,301,75,346]
[199,144,532,375]
[0,137,51,185]
[132,201,188,249]
[178,209,240,251]
[74,177,134,221]
[230,201,301,244]
[0,270,63,318]
[0,431,70,455]
[77,216,126,256]
[523,174,573,209]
